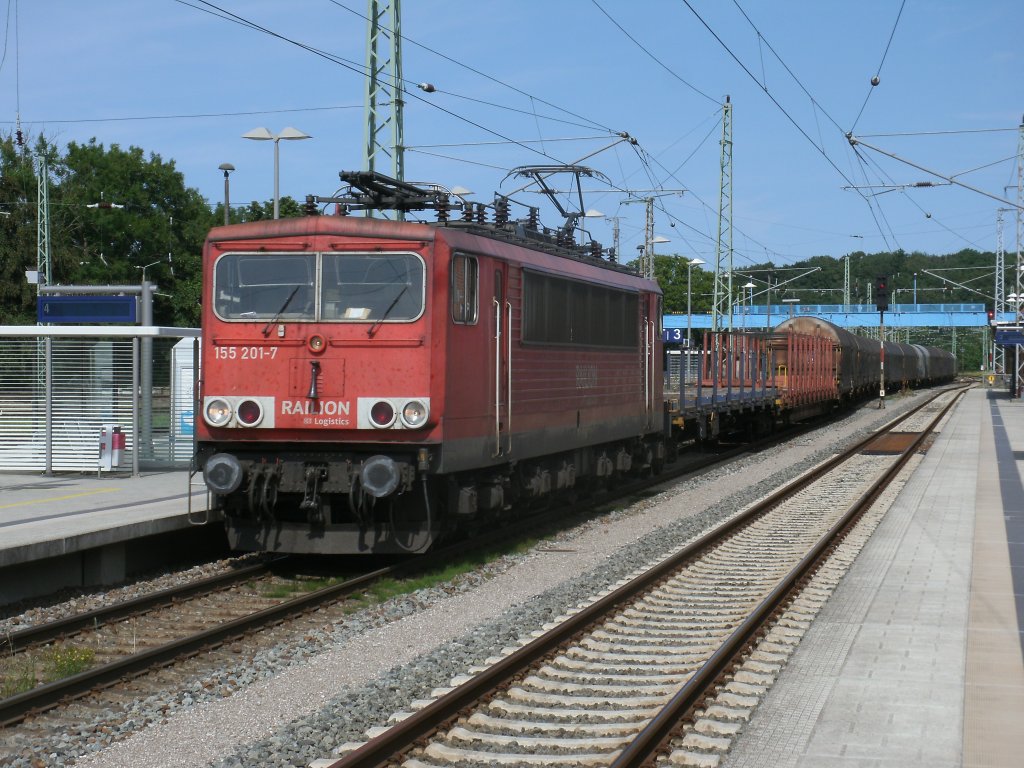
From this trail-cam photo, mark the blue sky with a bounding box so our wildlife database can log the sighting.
[0,0,1021,270]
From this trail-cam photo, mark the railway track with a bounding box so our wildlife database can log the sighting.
[318,386,965,768]
[0,400,833,732]
[0,388,960,765]
[0,558,403,730]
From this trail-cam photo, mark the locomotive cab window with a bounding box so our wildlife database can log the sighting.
[451,253,478,324]
[213,253,315,320]
[322,252,424,322]
[212,251,425,323]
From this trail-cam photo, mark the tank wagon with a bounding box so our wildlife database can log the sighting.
[197,172,665,554]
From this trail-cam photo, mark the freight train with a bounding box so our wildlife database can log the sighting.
[196,171,955,555]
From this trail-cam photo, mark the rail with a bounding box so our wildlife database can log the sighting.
[323,386,966,768]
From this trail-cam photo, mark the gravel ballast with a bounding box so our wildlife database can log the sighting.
[8,395,929,768]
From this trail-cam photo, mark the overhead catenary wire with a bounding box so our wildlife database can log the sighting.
[676,1,881,232]
[1,104,363,125]
[324,0,618,135]
[849,0,906,133]
[858,127,1019,138]
[589,0,719,106]
[28,0,999,268]
[682,0,990,259]
[414,88,618,134]
[179,0,583,168]
[0,0,13,77]
[183,0,713,230]
[848,144,899,251]
[727,0,847,136]
[848,133,1024,210]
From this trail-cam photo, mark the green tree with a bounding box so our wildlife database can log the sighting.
[52,139,215,326]
[651,254,713,314]
[0,135,55,324]
[0,135,219,326]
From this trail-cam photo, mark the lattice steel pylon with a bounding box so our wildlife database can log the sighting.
[843,254,851,310]
[36,155,51,287]
[642,197,654,280]
[712,97,733,332]
[995,209,1006,376]
[363,0,404,186]
[1014,117,1024,395]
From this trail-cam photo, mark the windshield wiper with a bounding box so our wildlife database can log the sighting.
[262,285,300,337]
[367,285,408,337]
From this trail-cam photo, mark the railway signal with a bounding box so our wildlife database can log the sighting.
[874,276,889,312]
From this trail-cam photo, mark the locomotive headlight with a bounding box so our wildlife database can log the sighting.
[401,400,429,428]
[235,399,264,427]
[204,398,233,427]
[369,400,397,428]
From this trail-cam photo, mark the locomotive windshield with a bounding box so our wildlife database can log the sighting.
[213,251,425,323]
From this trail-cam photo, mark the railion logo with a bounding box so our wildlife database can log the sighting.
[281,400,351,416]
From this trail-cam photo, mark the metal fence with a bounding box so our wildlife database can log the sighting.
[0,329,200,474]
[0,338,134,471]
[664,348,702,393]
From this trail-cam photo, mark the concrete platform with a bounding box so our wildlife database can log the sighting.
[724,386,1024,767]
[0,470,221,604]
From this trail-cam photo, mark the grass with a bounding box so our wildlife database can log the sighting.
[263,533,547,614]
[1,645,96,698]
[260,576,345,599]
[0,533,549,698]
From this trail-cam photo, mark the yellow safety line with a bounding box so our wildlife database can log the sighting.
[0,487,119,510]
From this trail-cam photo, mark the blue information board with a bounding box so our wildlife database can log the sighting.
[662,328,691,346]
[37,295,138,324]
[995,327,1024,346]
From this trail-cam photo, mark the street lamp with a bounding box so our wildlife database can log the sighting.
[218,163,235,226]
[242,127,312,220]
[686,257,705,348]
[743,281,756,328]
[683,257,705,402]
[136,260,161,283]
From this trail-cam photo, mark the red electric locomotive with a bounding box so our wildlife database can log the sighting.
[197,172,666,554]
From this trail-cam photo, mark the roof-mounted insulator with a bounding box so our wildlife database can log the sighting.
[494,195,509,226]
[475,203,487,224]
[590,241,602,259]
[462,201,474,223]
[436,196,450,223]
[527,207,540,230]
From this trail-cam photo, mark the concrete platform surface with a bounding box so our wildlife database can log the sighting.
[0,470,210,569]
[724,386,1024,768]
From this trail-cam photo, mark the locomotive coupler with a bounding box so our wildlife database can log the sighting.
[299,466,328,524]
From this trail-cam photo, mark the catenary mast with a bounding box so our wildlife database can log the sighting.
[363,0,404,188]
[712,97,733,332]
